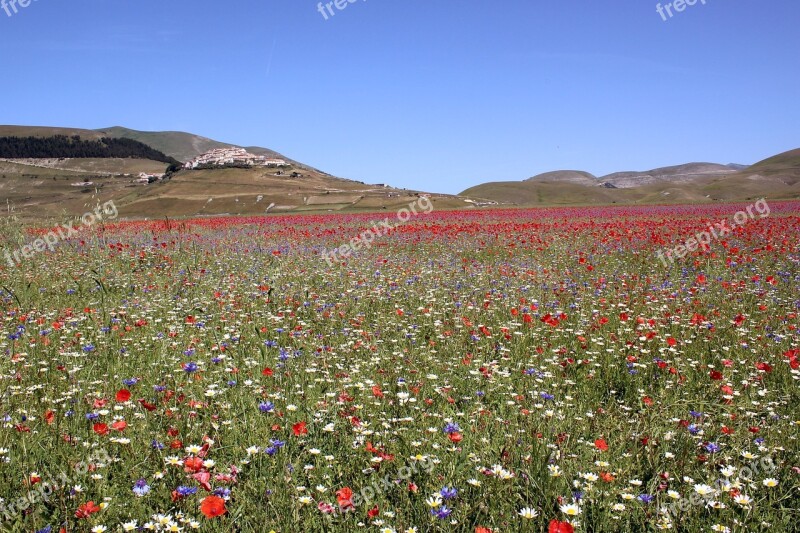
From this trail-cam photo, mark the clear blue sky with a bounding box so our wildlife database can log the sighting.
[1,0,798,194]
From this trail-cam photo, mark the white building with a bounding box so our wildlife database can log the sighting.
[185,148,289,169]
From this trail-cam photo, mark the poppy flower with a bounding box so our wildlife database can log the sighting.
[183,456,204,473]
[115,389,131,402]
[336,487,354,510]
[75,501,101,519]
[594,439,609,452]
[549,520,575,533]
[292,421,308,436]
[200,495,227,518]
[193,471,212,491]
[93,423,109,436]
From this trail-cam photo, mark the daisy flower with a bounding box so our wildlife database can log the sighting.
[560,503,582,516]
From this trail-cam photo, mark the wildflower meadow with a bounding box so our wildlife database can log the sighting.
[1,202,798,533]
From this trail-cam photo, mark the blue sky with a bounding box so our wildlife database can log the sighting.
[1,0,798,194]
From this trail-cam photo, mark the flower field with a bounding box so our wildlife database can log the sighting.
[1,202,799,533]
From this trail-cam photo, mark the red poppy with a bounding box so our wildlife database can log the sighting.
[138,399,157,411]
[367,506,379,519]
[709,370,723,380]
[549,520,575,533]
[292,421,308,436]
[92,423,109,436]
[184,456,204,473]
[111,420,127,432]
[262,367,273,377]
[200,495,227,518]
[75,501,101,519]
[594,439,609,452]
[448,431,463,444]
[336,487,354,510]
[115,389,131,402]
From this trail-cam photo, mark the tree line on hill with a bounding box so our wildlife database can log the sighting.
[0,135,180,164]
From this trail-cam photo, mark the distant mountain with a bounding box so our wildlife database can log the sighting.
[525,170,598,186]
[97,126,317,171]
[460,148,800,205]
[746,147,800,175]
[0,124,470,219]
[599,163,736,189]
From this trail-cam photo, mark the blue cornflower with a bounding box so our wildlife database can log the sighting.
[133,479,151,497]
[638,494,654,504]
[259,401,275,413]
[175,486,198,496]
[443,422,460,435]
[440,486,457,500]
[705,442,721,453]
[122,377,139,386]
[431,506,453,519]
[213,487,231,499]
[183,362,199,373]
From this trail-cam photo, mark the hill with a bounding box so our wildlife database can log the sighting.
[461,148,800,206]
[599,163,737,188]
[0,125,470,220]
[525,170,598,186]
[97,126,315,171]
